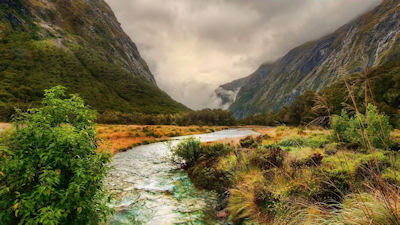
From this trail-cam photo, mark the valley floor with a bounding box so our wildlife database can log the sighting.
[96,124,229,155]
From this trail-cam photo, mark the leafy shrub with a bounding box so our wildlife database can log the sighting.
[171,137,202,167]
[249,145,287,170]
[354,152,391,179]
[188,160,230,192]
[0,86,111,224]
[331,104,393,149]
[239,136,261,148]
[171,138,234,168]
[290,153,323,168]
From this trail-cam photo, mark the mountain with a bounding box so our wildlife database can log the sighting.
[0,0,188,121]
[218,0,400,118]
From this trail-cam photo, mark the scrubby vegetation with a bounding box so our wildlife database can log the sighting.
[0,86,111,224]
[172,109,400,224]
[331,104,393,150]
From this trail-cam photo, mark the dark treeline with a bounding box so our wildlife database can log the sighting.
[242,61,400,128]
[97,109,237,126]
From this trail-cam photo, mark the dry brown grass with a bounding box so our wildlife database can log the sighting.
[96,124,227,155]
[0,123,11,133]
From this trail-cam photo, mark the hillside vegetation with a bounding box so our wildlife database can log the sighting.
[219,0,400,118]
[0,0,188,121]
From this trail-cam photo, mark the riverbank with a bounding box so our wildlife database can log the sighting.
[105,128,257,224]
[0,123,229,155]
[173,126,400,224]
[97,124,229,155]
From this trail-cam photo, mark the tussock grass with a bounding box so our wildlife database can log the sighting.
[173,125,400,224]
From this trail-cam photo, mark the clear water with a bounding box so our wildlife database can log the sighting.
[105,129,257,225]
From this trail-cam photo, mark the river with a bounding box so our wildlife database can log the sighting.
[105,128,258,225]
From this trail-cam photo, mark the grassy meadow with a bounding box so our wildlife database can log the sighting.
[96,124,227,154]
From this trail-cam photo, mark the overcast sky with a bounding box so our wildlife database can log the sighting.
[105,0,382,109]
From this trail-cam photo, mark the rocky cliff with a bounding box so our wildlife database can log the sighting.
[0,0,188,120]
[218,0,400,118]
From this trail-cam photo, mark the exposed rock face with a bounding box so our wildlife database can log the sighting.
[218,0,400,118]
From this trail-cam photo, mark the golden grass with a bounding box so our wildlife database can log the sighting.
[228,169,272,224]
[96,124,227,155]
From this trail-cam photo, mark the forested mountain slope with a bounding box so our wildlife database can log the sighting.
[0,0,188,121]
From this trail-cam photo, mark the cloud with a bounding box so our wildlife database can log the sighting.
[105,0,382,109]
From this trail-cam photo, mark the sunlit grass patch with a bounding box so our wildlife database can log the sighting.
[96,124,225,155]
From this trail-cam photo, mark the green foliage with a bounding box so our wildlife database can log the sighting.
[0,86,112,224]
[290,153,323,168]
[354,152,391,179]
[331,104,393,149]
[171,138,234,167]
[278,135,329,149]
[171,137,202,167]
[0,3,188,122]
[97,109,237,126]
[239,136,261,148]
[188,161,230,192]
[249,145,287,170]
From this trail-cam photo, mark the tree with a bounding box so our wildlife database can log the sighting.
[0,86,111,224]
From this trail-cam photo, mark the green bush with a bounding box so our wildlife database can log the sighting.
[0,86,111,224]
[249,145,287,170]
[171,138,233,167]
[331,104,393,149]
[278,135,305,148]
[171,137,202,167]
[239,136,261,148]
[290,153,323,168]
[278,135,329,149]
[188,161,230,192]
[354,152,391,179]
